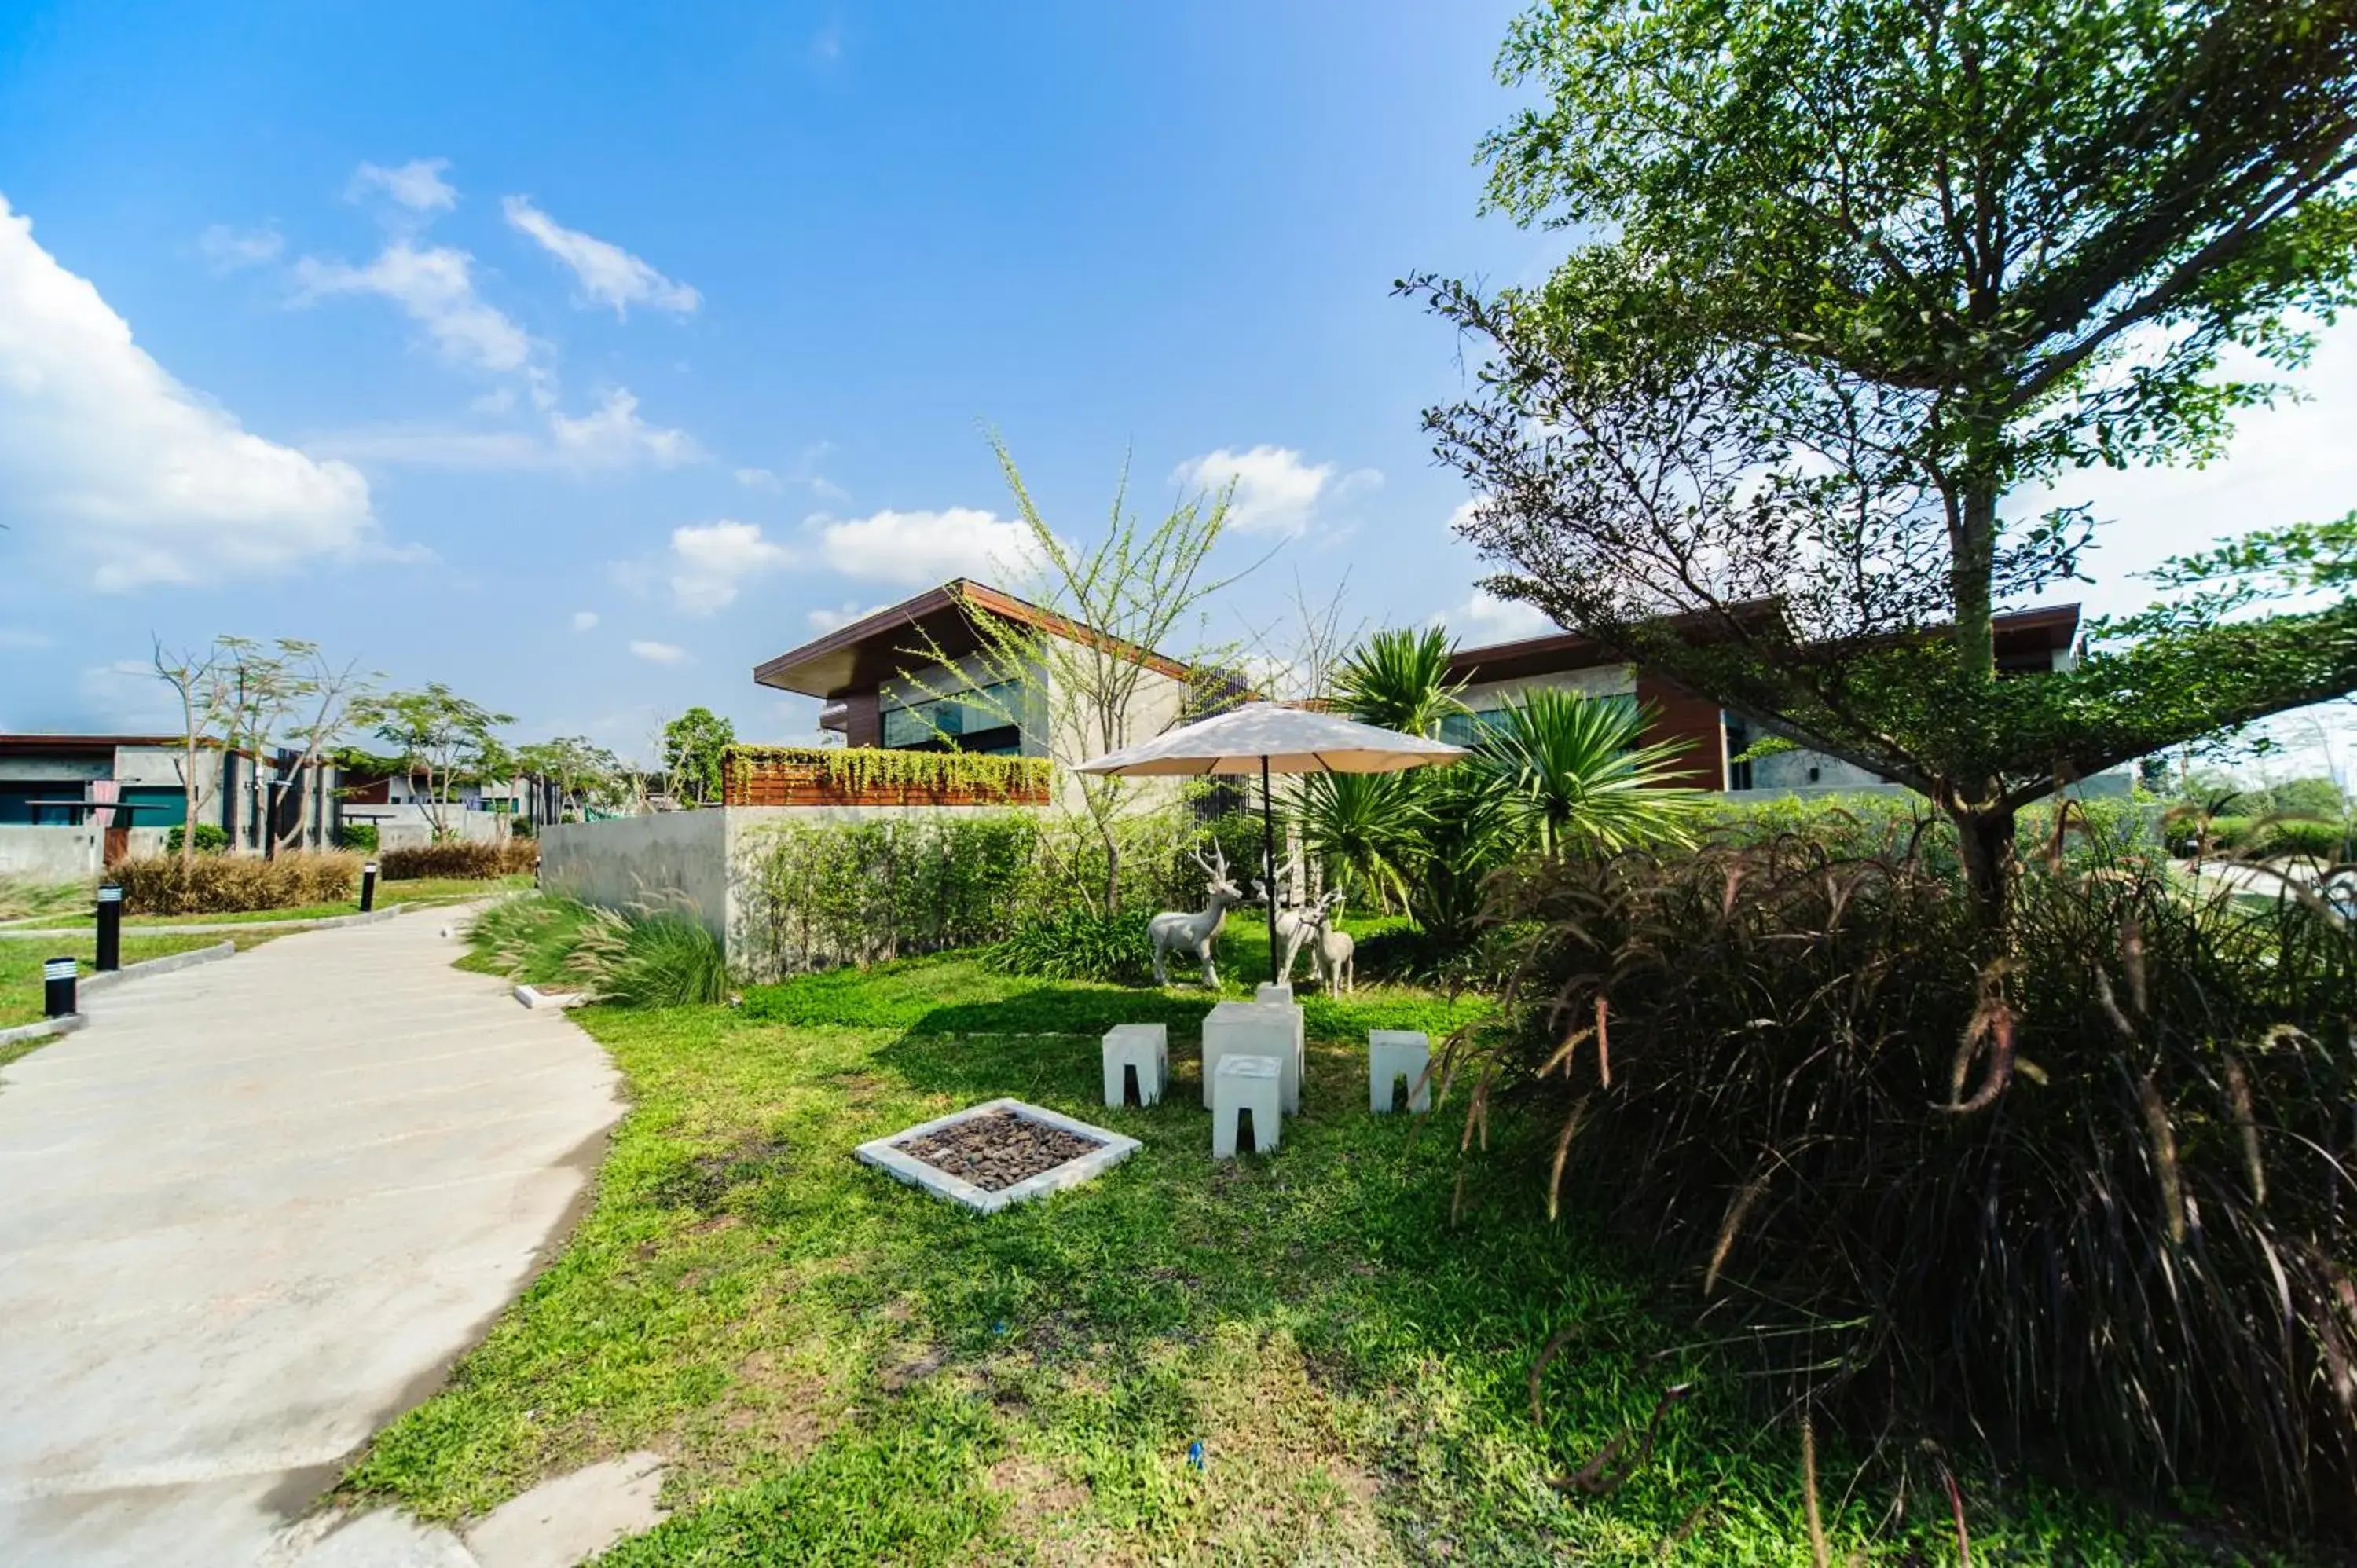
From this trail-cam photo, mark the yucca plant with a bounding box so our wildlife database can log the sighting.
[1330,625,1468,738]
[1294,771,1424,910]
[1474,687,1703,854]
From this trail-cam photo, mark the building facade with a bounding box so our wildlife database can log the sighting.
[0,735,350,877]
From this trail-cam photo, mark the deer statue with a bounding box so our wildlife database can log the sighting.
[1151,843,1244,988]
[1252,878,1319,984]
[1302,889,1354,995]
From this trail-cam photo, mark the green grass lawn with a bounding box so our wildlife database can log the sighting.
[0,930,283,1028]
[332,914,2223,1565]
[16,872,535,930]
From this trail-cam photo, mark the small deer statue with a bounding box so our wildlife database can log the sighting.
[1252,878,1319,984]
[1151,843,1244,987]
[1303,889,1354,995]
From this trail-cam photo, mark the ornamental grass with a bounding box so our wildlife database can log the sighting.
[1455,814,2357,1534]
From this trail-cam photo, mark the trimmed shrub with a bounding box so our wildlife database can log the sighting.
[163,822,230,856]
[379,839,538,880]
[1465,836,2357,1530]
[987,909,1154,984]
[337,823,379,853]
[112,851,361,914]
[2254,815,2350,862]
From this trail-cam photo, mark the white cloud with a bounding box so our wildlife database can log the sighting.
[0,193,378,591]
[571,610,599,632]
[734,466,782,492]
[548,388,700,468]
[199,225,283,270]
[1441,589,1555,645]
[294,239,533,372]
[349,158,457,213]
[503,196,699,318]
[1173,445,1376,537]
[323,387,698,473]
[814,507,1046,586]
[808,600,885,632]
[629,639,690,665]
[666,519,796,614]
[469,386,517,416]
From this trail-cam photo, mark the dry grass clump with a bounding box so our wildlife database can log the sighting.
[111,851,361,914]
[379,839,537,881]
[1461,813,2357,1534]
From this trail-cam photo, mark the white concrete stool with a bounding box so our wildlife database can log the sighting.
[1202,1000,1301,1114]
[1255,982,1294,1005]
[1212,1054,1283,1158]
[1102,1023,1168,1108]
[1368,1030,1431,1114]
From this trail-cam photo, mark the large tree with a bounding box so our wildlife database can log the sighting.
[1410,0,2357,921]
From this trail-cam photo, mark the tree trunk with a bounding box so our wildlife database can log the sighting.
[1951,798,2018,936]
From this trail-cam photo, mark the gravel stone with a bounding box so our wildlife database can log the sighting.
[894,1110,1105,1192]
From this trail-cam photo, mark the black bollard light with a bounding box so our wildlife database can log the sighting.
[360,860,379,914]
[43,957,76,1019]
[95,883,123,973]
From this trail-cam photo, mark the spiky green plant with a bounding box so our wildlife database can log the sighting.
[1294,771,1424,910]
[1331,625,1467,738]
[1475,687,1704,854]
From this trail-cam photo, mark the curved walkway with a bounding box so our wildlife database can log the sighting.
[0,912,622,1567]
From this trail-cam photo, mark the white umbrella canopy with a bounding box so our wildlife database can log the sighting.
[1075,702,1468,984]
[1073,702,1468,778]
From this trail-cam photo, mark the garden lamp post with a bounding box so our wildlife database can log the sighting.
[1075,702,1466,985]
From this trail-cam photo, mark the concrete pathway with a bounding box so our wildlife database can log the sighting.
[0,912,623,1567]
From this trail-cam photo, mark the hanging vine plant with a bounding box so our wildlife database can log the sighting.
[724,746,1054,803]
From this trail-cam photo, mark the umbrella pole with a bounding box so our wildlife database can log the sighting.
[1262,757,1280,987]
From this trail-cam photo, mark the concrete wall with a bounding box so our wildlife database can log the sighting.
[539,810,732,943]
[544,804,1038,976]
[0,826,100,880]
[1458,663,1637,709]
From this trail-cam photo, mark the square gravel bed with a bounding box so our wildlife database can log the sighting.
[855,1098,1141,1214]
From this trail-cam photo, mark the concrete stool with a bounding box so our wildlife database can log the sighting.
[1255,982,1294,1005]
[1212,1054,1283,1158]
[1101,1023,1168,1107]
[1203,1000,1301,1114]
[1368,1030,1431,1114]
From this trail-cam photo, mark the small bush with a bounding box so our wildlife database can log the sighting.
[337,823,379,853]
[111,851,361,914]
[163,823,230,856]
[987,909,1154,984]
[379,839,537,880]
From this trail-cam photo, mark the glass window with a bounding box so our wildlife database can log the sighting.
[881,680,1025,751]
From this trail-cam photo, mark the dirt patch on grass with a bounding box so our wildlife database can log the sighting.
[649,1135,788,1213]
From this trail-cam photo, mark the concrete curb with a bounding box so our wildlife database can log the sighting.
[82,940,236,995]
[0,905,406,941]
[856,1097,1141,1214]
[0,1013,86,1050]
[515,983,592,1011]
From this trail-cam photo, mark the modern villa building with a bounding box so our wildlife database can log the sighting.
[0,734,350,877]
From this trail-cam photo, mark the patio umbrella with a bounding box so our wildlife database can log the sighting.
[1075,702,1468,984]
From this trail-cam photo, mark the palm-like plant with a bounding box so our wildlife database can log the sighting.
[1477,687,1703,854]
[1332,625,1467,738]
[1295,771,1425,911]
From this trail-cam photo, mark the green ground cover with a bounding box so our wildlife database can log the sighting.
[334,913,2238,1564]
[0,931,282,1028]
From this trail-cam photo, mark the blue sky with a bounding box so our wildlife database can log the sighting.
[3,2,2353,772]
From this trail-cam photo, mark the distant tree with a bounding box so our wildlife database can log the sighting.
[662,708,736,806]
[515,736,626,821]
[1411,0,2357,925]
[2267,776,2347,820]
[148,636,374,861]
[356,684,513,841]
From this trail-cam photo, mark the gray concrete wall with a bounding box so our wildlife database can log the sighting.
[0,826,100,880]
[538,811,732,942]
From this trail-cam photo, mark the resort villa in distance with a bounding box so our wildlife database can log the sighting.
[537,578,2117,972]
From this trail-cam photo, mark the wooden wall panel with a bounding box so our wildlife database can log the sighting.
[1633,672,1728,790]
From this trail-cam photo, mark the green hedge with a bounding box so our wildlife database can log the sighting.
[733,808,1266,979]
